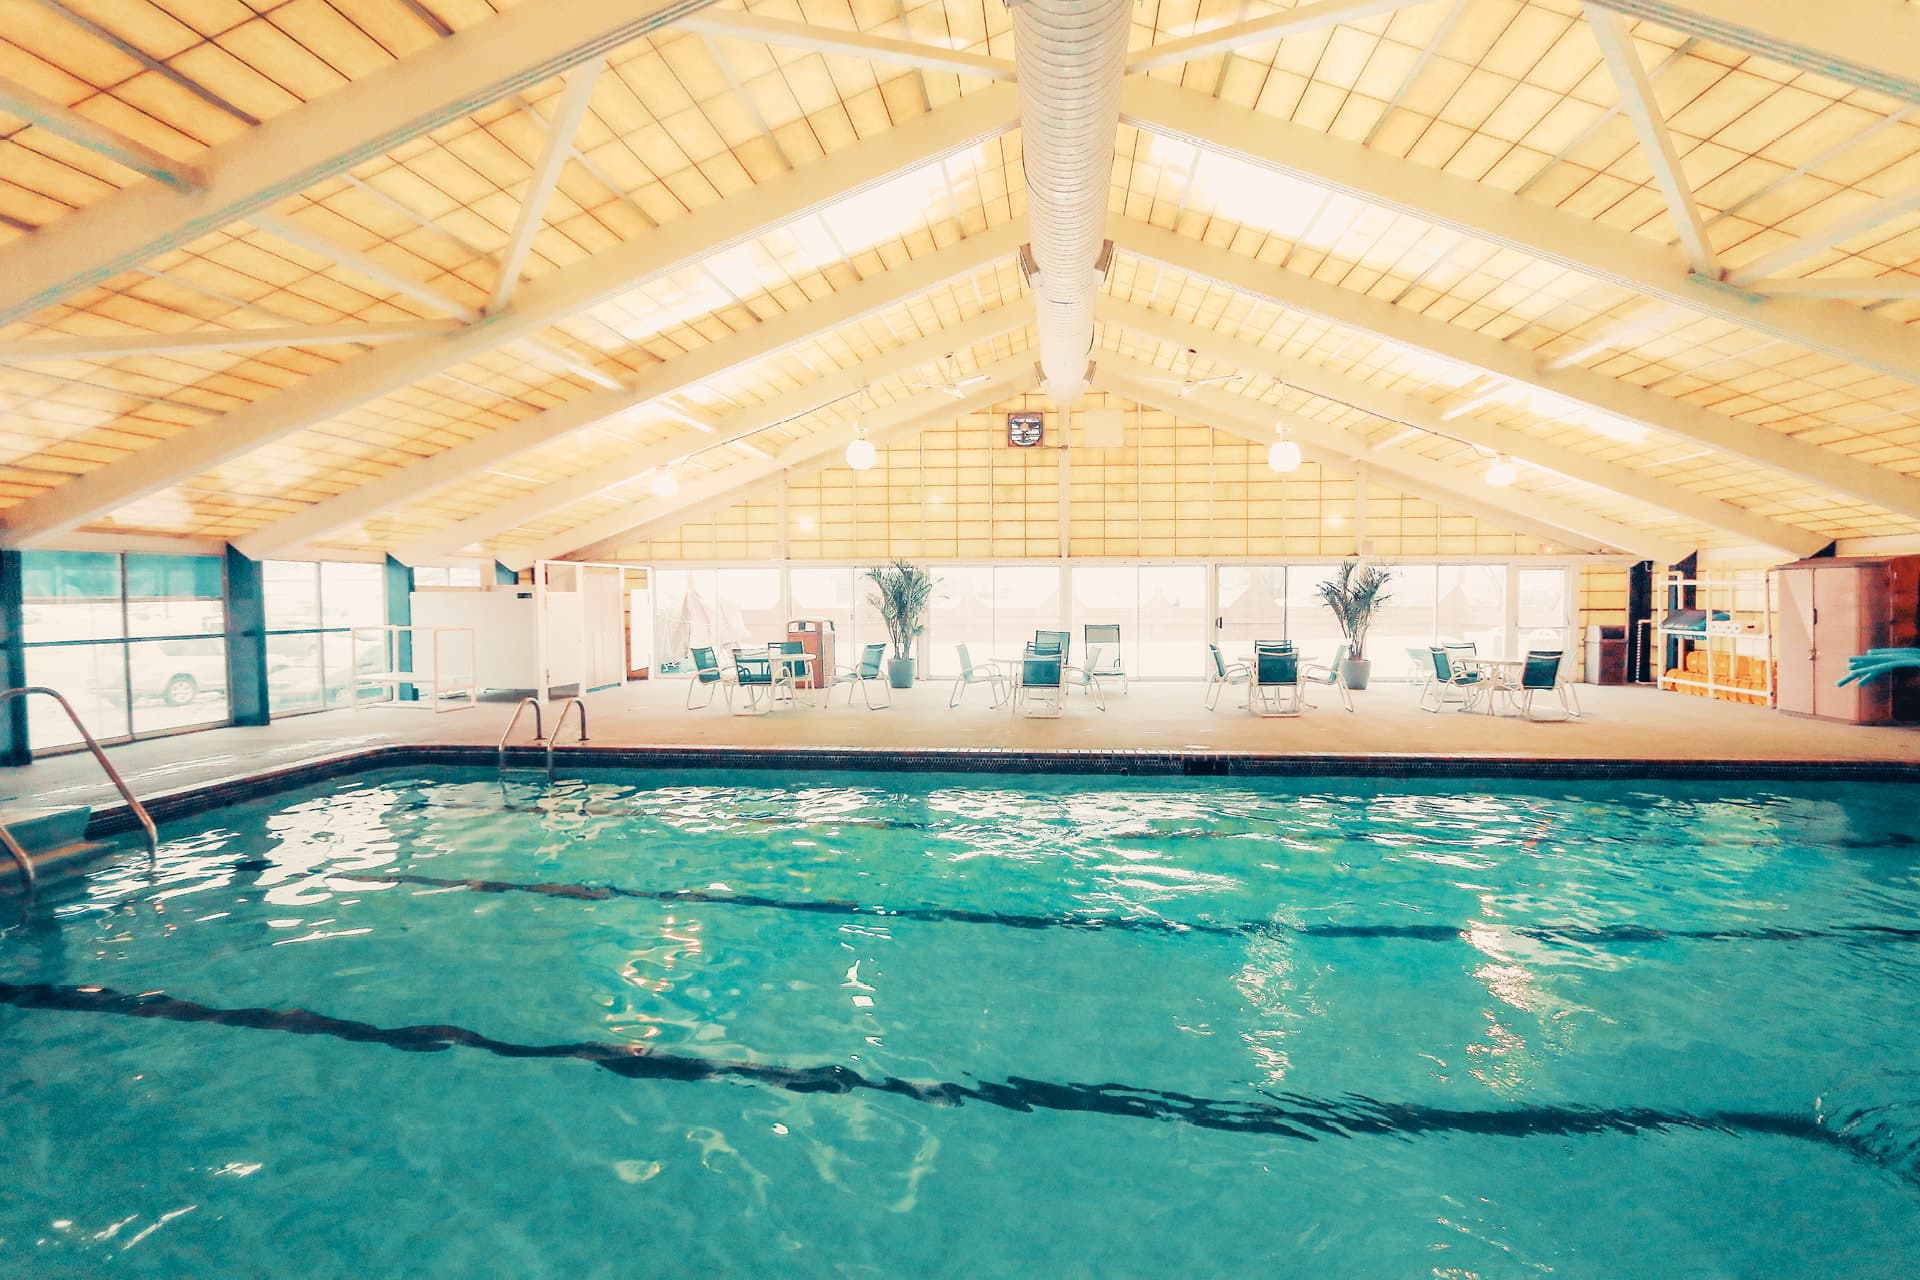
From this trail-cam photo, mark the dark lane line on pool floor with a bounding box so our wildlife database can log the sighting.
[2,978,1912,1190]
[332,871,1920,948]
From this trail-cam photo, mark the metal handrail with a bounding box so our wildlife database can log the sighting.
[546,697,589,781]
[0,686,159,894]
[495,697,546,771]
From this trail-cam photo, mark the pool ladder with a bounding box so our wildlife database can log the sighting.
[495,696,588,782]
[0,686,159,898]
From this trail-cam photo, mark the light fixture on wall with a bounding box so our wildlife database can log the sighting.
[650,468,680,497]
[1484,453,1518,487]
[1267,427,1301,473]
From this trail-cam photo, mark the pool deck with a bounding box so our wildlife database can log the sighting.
[2,677,1915,822]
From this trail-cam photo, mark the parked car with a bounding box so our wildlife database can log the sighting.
[91,641,228,707]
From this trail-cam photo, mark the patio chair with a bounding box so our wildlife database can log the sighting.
[1514,650,1574,720]
[1067,643,1114,711]
[1013,644,1065,718]
[1083,624,1127,694]
[768,639,807,703]
[685,645,731,709]
[1419,646,1485,713]
[1249,647,1305,717]
[1205,644,1251,710]
[1302,642,1354,712]
[1406,646,1435,699]
[838,642,892,710]
[728,650,778,715]
[950,644,1010,707]
[1033,630,1072,667]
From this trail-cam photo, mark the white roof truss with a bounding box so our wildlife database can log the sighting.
[235,223,1024,558]
[1117,78,1920,384]
[6,85,1022,549]
[1100,359,1686,562]
[1100,297,1827,556]
[0,0,720,328]
[1113,218,1920,522]
[540,358,1037,564]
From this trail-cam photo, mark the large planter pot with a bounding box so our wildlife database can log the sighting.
[887,657,916,689]
[1341,657,1373,690]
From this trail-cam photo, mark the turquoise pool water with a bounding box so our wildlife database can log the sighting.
[3,767,1918,1277]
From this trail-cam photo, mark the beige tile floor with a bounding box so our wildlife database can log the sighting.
[2,676,1914,816]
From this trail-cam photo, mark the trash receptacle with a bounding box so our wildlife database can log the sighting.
[785,619,835,690]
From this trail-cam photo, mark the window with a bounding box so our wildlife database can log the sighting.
[414,566,484,588]
[1436,565,1507,655]
[1517,567,1572,655]
[20,551,227,750]
[264,561,386,714]
[1071,565,1207,678]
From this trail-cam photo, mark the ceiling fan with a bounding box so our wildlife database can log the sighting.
[1149,347,1243,397]
[904,352,994,399]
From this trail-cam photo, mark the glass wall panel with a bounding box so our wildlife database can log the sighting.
[1281,570,1346,664]
[1517,567,1571,655]
[19,550,228,749]
[790,567,856,661]
[264,560,387,712]
[927,566,993,678]
[128,637,229,733]
[1137,566,1206,678]
[1369,566,1439,678]
[992,566,1062,660]
[652,569,708,673]
[1071,566,1138,675]
[1437,565,1508,655]
[716,568,786,652]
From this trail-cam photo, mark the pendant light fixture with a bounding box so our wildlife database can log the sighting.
[1267,426,1301,473]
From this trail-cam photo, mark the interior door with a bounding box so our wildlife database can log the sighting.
[1773,568,1814,715]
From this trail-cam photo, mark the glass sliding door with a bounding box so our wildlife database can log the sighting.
[1368,565,1439,679]
[1070,565,1137,675]
[991,566,1062,661]
[1281,569,1345,665]
[1215,566,1286,650]
[1072,565,1208,678]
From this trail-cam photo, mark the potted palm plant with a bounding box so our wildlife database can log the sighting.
[864,559,936,688]
[1316,560,1394,690]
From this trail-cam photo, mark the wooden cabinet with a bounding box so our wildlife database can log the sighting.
[1772,557,1919,724]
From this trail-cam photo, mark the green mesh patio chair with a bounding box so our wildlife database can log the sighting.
[1250,647,1305,717]
[950,644,1010,707]
[685,645,731,709]
[1205,644,1250,710]
[728,649,777,716]
[1302,642,1353,712]
[1013,644,1065,718]
[1082,624,1127,694]
[837,642,892,710]
[1420,646,1484,713]
[1515,650,1573,720]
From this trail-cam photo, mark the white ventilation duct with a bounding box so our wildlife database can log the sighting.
[1010,0,1128,406]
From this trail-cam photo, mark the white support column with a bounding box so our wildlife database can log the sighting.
[1585,6,1717,274]
[1110,218,1920,521]
[490,61,605,313]
[0,0,721,328]
[7,87,1021,549]
[0,76,204,191]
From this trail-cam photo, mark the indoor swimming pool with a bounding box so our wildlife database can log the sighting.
[2,766,1918,1276]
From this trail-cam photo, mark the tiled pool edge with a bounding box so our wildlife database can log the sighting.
[73,743,1920,842]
